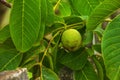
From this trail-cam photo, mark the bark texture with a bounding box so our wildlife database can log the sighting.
[0,68,28,80]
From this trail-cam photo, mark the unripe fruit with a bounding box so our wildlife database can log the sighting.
[61,29,82,51]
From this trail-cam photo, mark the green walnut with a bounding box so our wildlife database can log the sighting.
[61,29,82,51]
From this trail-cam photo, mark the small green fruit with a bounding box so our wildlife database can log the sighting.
[61,29,82,51]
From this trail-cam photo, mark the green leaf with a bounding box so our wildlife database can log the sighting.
[36,0,47,43]
[0,48,22,71]
[69,0,100,16]
[83,31,93,46]
[20,46,40,66]
[0,25,10,43]
[73,61,98,80]
[92,44,101,53]
[45,22,64,34]
[38,0,55,41]
[93,56,104,80]
[58,1,71,17]
[99,0,104,1]
[46,0,54,26]
[87,0,120,30]
[86,48,94,56]
[10,0,40,52]
[1,38,15,49]
[54,15,64,23]
[42,67,60,80]
[7,0,13,3]
[43,54,54,69]
[27,72,33,79]
[59,49,88,70]
[64,16,83,25]
[94,24,104,39]
[102,15,120,80]
[51,34,61,70]
[21,60,36,70]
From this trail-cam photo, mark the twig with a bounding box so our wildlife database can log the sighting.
[53,0,61,11]
[39,31,61,80]
[0,0,11,8]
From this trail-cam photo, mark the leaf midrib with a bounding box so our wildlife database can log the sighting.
[82,70,89,80]
[22,0,25,50]
[0,52,21,71]
[86,0,93,11]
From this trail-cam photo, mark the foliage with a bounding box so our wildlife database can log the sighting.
[0,0,120,80]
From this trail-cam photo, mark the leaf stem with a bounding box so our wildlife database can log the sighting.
[53,0,61,11]
[105,18,112,22]
[67,22,85,28]
[39,31,61,80]
[52,21,85,33]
